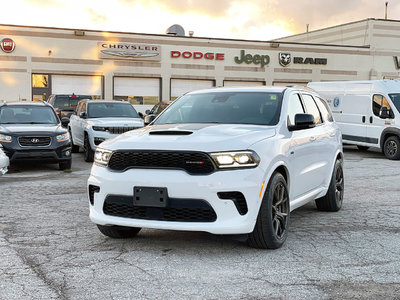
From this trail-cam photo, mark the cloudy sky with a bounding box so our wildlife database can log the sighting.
[0,0,399,40]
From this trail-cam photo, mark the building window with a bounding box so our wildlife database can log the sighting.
[32,74,49,88]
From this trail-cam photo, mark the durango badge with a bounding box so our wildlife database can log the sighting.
[1,38,15,53]
[279,53,291,67]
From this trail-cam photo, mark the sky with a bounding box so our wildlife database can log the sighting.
[0,0,399,40]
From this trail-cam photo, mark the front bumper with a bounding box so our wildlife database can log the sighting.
[1,140,72,163]
[88,165,266,234]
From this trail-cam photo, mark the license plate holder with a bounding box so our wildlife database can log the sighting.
[133,186,168,208]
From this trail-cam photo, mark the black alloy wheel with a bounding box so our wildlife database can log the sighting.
[316,159,344,212]
[248,172,290,249]
[383,136,400,160]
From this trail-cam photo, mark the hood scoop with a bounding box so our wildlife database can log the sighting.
[149,130,193,136]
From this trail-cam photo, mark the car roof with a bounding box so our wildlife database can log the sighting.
[85,100,131,104]
[188,86,288,95]
[1,101,50,107]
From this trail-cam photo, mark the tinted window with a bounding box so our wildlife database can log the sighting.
[315,97,333,122]
[53,95,91,109]
[87,103,139,118]
[302,94,322,124]
[373,94,392,117]
[0,106,58,124]
[154,92,283,126]
[389,93,400,113]
[287,93,305,127]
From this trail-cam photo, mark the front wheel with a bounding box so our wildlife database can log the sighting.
[84,134,94,162]
[97,225,141,238]
[315,159,344,212]
[248,172,290,249]
[383,136,400,160]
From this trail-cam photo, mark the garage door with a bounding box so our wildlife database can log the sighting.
[223,80,265,87]
[52,75,102,97]
[114,77,160,105]
[171,79,214,100]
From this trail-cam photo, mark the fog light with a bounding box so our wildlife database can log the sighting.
[65,150,71,156]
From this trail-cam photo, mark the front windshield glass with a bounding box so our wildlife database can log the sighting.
[53,96,91,108]
[389,94,400,113]
[154,91,283,125]
[0,106,58,124]
[87,102,139,118]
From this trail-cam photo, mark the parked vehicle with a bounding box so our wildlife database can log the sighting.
[68,100,144,162]
[88,87,344,249]
[144,101,171,125]
[47,94,93,120]
[0,102,72,170]
[308,80,400,159]
[0,144,9,175]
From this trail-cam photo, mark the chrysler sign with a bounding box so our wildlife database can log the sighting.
[98,42,161,61]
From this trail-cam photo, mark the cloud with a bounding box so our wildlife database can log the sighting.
[86,8,109,25]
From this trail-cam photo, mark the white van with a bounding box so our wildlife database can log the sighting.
[308,80,400,160]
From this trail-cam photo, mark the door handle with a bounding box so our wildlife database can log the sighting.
[370,116,373,123]
[330,132,336,137]
[310,136,316,142]
[362,116,366,123]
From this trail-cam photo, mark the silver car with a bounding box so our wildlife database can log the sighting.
[0,145,9,175]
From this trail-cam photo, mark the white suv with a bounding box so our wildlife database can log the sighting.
[69,100,144,162]
[88,87,344,249]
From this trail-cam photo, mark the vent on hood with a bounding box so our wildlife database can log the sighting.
[149,130,193,135]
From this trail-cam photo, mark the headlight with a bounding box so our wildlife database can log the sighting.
[94,148,112,166]
[0,134,12,143]
[56,132,70,142]
[92,126,107,131]
[210,150,260,169]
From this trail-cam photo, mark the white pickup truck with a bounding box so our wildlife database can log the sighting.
[68,100,144,162]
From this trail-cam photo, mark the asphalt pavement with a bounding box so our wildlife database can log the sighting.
[0,146,399,299]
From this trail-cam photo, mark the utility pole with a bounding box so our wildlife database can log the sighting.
[385,2,388,19]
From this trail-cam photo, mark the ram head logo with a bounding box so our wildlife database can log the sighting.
[279,53,291,67]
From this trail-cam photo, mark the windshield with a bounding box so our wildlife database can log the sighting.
[87,103,139,118]
[53,95,91,109]
[154,92,283,125]
[389,94,400,113]
[0,106,58,124]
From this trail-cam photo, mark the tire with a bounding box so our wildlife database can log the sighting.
[357,145,369,151]
[315,159,344,212]
[248,172,290,249]
[84,134,94,162]
[383,136,400,160]
[69,129,80,153]
[97,225,141,239]
[59,160,72,170]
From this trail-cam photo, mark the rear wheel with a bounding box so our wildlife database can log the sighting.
[69,129,80,153]
[97,225,141,238]
[248,172,289,249]
[315,159,344,212]
[59,160,72,171]
[383,136,400,160]
[84,134,94,162]
[357,145,369,151]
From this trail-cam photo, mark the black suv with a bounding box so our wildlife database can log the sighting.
[0,102,72,170]
[47,94,93,119]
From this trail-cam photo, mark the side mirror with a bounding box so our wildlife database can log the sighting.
[145,109,150,115]
[61,117,70,128]
[138,112,144,119]
[144,115,156,126]
[289,113,316,131]
[379,107,392,119]
[79,112,87,119]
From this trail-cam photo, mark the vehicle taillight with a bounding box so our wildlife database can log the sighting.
[56,110,61,119]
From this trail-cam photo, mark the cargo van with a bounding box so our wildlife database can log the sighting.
[308,80,400,160]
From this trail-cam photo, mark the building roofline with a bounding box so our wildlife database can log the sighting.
[0,22,370,49]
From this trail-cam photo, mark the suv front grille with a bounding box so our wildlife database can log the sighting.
[103,195,217,222]
[108,150,216,175]
[107,127,139,134]
[18,136,51,147]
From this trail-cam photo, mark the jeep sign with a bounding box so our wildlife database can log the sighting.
[234,50,270,67]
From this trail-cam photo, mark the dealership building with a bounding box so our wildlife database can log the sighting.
[1,18,400,110]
